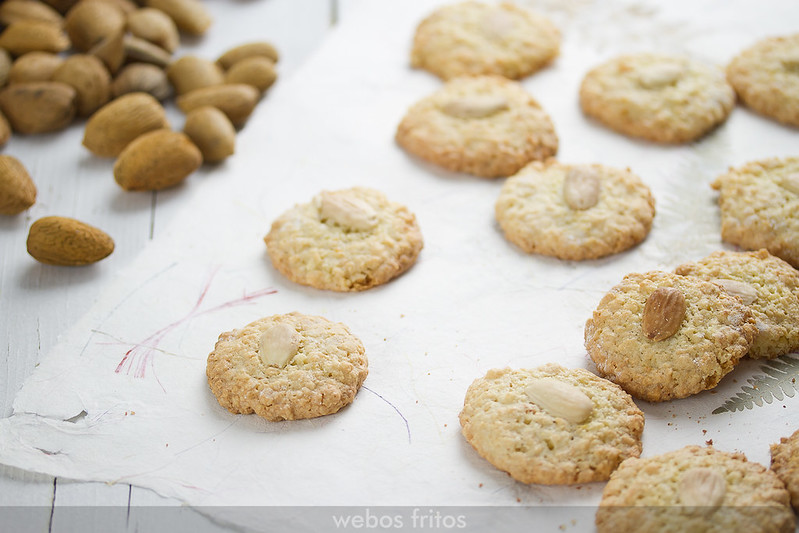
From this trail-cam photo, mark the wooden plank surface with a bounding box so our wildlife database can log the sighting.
[0,0,335,530]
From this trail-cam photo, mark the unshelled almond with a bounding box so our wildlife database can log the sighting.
[714,279,757,305]
[8,51,64,84]
[27,215,114,265]
[563,167,601,210]
[224,56,277,93]
[259,323,300,368]
[51,54,111,116]
[0,155,36,215]
[40,0,80,15]
[0,48,11,87]
[525,378,594,424]
[88,31,124,74]
[145,0,211,36]
[182,106,235,163]
[64,1,126,52]
[0,20,70,56]
[642,286,686,341]
[83,92,168,157]
[113,129,202,190]
[127,7,179,53]
[111,63,172,100]
[0,81,76,134]
[166,55,223,96]
[217,41,279,70]
[176,83,259,127]
[123,34,171,68]
[0,0,64,26]
[0,110,10,147]
[319,191,378,231]
[679,467,726,514]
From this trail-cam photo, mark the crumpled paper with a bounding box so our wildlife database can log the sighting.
[2,0,797,530]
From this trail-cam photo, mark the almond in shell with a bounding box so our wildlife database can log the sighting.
[83,92,168,157]
[216,41,279,69]
[0,154,36,214]
[0,109,10,146]
[0,0,64,26]
[223,56,277,93]
[0,48,11,87]
[126,7,179,53]
[0,81,76,134]
[0,20,70,56]
[182,106,235,163]
[113,129,202,190]
[176,83,259,127]
[51,53,111,116]
[27,215,114,265]
[64,0,126,52]
[166,55,223,96]
[145,0,211,36]
[111,63,172,100]
[8,51,64,84]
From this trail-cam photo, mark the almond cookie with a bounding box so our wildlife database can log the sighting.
[264,187,423,292]
[410,1,560,81]
[495,160,655,260]
[206,312,368,421]
[711,157,799,268]
[771,429,799,511]
[597,445,795,533]
[675,249,799,359]
[459,364,644,485]
[579,53,735,143]
[727,34,799,127]
[585,271,757,402]
[395,75,558,178]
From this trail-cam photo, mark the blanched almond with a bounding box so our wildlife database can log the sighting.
[319,191,378,231]
[525,378,594,424]
[563,166,601,210]
[259,323,300,368]
[441,95,509,118]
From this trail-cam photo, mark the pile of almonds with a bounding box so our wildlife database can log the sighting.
[0,0,279,265]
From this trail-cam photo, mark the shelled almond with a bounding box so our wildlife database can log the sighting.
[8,51,64,84]
[0,81,76,133]
[83,91,168,156]
[114,129,202,190]
[0,155,36,215]
[26,215,114,265]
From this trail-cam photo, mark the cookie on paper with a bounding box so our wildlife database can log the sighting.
[495,160,655,260]
[459,364,644,485]
[396,75,558,178]
[771,429,799,512]
[675,249,799,359]
[264,187,423,292]
[410,1,560,81]
[711,156,799,268]
[206,312,368,421]
[579,53,735,143]
[727,34,799,127]
[597,445,795,533]
[585,271,757,402]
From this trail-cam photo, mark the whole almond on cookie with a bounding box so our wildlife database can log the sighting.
[0,155,36,214]
[524,377,594,424]
[642,286,686,341]
[182,106,235,163]
[27,216,114,265]
[0,81,77,134]
[83,92,168,157]
[113,129,202,190]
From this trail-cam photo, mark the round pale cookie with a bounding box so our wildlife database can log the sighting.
[675,249,799,359]
[495,160,655,260]
[264,187,423,292]
[771,429,799,511]
[711,157,799,269]
[206,312,368,421]
[597,445,796,533]
[585,271,757,402]
[579,53,735,143]
[458,364,644,485]
[395,75,558,178]
[727,34,799,127]
[410,1,560,81]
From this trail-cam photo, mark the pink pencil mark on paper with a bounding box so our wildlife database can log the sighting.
[114,269,277,381]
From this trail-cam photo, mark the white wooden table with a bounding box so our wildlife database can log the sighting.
[0,1,363,530]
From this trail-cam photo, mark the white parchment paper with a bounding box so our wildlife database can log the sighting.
[1,0,798,530]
